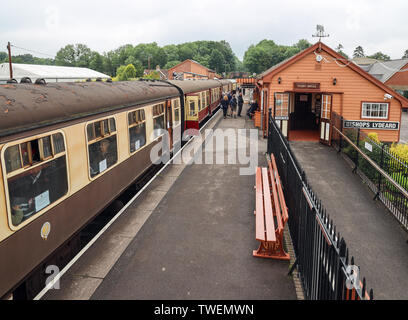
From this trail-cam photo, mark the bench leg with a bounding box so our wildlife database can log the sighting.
[253,234,290,261]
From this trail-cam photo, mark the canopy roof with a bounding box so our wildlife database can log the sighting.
[0,63,110,82]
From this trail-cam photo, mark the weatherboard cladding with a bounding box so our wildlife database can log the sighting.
[259,42,405,142]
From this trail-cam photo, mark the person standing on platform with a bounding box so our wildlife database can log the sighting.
[227,92,232,117]
[237,92,244,117]
[230,94,238,118]
[221,95,229,119]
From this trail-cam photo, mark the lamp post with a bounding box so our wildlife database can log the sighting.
[7,42,13,79]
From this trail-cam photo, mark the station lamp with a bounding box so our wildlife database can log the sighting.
[333,78,337,85]
[278,77,282,84]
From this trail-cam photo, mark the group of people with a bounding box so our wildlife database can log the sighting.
[220,90,244,119]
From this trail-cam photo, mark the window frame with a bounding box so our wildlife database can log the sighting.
[361,101,389,120]
[85,116,119,180]
[127,107,148,155]
[152,102,166,140]
[172,99,181,127]
[1,130,70,231]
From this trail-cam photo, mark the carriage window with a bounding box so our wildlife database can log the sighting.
[4,132,68,227]
[153,103,165,138]
[87,118,118,178]
[174,108,180,125]
[206,92,210,106]
[128,109,147,153]
[4,145,21,173]
[189,101,196,116]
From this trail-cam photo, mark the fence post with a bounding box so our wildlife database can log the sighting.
[374,144,385,201]
[353,129,360,173]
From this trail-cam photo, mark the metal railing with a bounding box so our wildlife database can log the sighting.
[267,111,373,300]
[331,112,408,232]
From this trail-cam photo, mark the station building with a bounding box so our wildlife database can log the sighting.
[168,59,221,80]
[256,42,408,143]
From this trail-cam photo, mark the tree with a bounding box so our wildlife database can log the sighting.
[336,44,349,59]
[402,50,408,59]
[367,52,391,61]
[89,52,104,72]
[353,46,365,58]
[243,39,303,74]
[164,60,181,69]
[116,64,137,81]
[294,39,312,51]
[0,52,8,62]
[142,70,160,80]
[55,44,92,67]
[209,49,225,73]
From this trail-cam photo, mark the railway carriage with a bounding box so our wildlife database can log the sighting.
[0,78,232,299]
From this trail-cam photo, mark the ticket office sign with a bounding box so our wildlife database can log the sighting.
[343,120,399,130]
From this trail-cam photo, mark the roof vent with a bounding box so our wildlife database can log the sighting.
[20,77,32,84]
[6,78,18,84]
[35,78,46,85]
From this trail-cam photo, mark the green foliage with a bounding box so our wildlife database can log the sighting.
[402,50,408,59]
[209,49,225,73]
[116,64,137,81]
[367,52,391,61]
[336,44,349,59]
[164,60,181,69]
[294,39,312,51]
[142,70,160,80]
[0,52,7,62]
[243,39,302,74]
[390,143,408,162]
[55,43,92,67]
[353,46,365,58]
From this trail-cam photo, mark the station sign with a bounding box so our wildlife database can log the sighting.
[343,120,400,130]
[275,116,289,120]
[293,82,320,90]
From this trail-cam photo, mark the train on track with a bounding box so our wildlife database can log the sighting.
[0,78,234,299]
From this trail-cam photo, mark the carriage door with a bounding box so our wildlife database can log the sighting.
[166,100,173,150]
[320,94,332,145]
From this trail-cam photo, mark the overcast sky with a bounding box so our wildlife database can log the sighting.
[1,0,407,61]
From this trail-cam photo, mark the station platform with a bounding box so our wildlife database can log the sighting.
[43,108,297,300]
[291,141,408,300]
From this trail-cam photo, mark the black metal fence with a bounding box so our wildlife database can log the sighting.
[267,111,373,300]
[331,112,408,232]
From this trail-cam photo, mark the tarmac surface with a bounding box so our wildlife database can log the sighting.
[290,141,408,300]
[399,110,408,143]
[91,115,296,300]
[44,106,296,300]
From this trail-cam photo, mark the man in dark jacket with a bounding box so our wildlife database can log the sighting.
[237,93,244,117]
[220,95,229,119]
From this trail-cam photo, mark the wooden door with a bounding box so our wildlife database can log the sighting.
[320,94,332,145]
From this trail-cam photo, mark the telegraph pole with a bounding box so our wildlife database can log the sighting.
[7,42,13,79]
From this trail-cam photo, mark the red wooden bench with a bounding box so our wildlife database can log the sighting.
[253,154,290,260]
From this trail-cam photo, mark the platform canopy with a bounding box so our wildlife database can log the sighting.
[0,63,111,83]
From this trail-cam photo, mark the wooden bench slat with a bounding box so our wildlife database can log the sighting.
[269,163,284,233]
[271,154,289,223]
[262,167,276,242]
[255,167,265,241]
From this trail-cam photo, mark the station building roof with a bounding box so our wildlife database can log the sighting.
[257,41,408,108]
